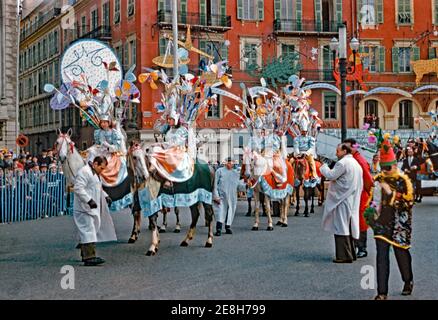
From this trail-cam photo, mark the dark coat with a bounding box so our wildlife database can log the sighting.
[401,156,420,182]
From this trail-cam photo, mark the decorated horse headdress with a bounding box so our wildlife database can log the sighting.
[44,39,140,129]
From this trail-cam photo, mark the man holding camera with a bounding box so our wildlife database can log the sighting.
[73,156,117,266]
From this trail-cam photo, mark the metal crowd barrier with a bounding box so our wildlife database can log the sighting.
[0,171,71,224]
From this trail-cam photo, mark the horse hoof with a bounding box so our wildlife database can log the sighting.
[154,247,159,253]
[205,242,213,248]
[294,212,300,216]
[304,214,309,217]
[128,238,136,244]
[276,221,282,226]
[159,228,166,233]
[180,241,188,247]
[267,226,274,231]
[173,229,181,233]
[281,223,288,227]
[318,202,322,207]
[251,226,259,231]
[310,210,315,214]
[145,250,154,256]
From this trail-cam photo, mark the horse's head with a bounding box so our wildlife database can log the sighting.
[54,128,74,163]
[129,142,149,181]
[293,156,307,181]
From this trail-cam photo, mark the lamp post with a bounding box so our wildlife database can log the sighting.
[329,24,360,142]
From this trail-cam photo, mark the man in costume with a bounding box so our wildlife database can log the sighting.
[364,138,414,300]
[213,157,245,236]
[73,156,117,266]
[343,138,374,258]
[320,143,363,263]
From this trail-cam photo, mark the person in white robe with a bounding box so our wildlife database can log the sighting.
[320,143,363,263]
[73,156,117,266]
[213,157,246,236]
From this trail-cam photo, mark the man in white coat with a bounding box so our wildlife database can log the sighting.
[73,156,117,266]
[213,157,245,236]
[320,143,363,263]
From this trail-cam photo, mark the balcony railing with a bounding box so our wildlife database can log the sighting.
[299,69,335,82]
[157,10,231,29]
[21,8,62,42]
[78,25,112,41]
[399,117,414,129]
[274,19,343,34]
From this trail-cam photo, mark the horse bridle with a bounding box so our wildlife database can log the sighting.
[54,134,79,179]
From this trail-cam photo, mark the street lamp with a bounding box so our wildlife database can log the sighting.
[330,24,360,142]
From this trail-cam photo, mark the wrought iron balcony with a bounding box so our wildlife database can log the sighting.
[299,69,335,82]
[78,26,112,41]
[274,19,343,34]
[157,10,231,29]
[21,8,62,42]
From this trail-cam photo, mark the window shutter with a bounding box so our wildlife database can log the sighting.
[429,47,437,59]
[258,0,264,21]
[200,0,207,25]
[158,0,164,11]
[296,0,302,31]
[237,0,243,19]
[335,0,343,25]
[124,41,129,71]
[357,0,362,22]
[315,0,322,32]
[274,0,281,19]
[378,46,385,72]
[376,0,384,23]
[412,47,420,61]
[180,0,187,23]
[159,38,167,55]
[392,47,399,73]
[220,0,226,16]
[435,0,438,24]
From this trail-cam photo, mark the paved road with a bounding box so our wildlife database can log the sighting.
[1,197,437,300]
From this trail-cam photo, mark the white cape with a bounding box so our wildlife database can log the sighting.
[73,165,117,244]
[320,154,363,239]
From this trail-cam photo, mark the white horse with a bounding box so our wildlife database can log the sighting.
[54,129,86,186]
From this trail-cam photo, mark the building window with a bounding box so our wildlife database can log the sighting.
[398,47,411,72]
[128,0,135,17]
[199,40,228,66]
[364,100,379,128]
[114,0,121,24]
[280,0,294,20]
[240,38,262,71]
[281,44,295,56]
[363,46,378,72]
[324,93,337,119]
[114,44,123,64]
[129,39,136,66]
[397,0,412,24]
[399,100,413,128]
[91,9,98,31]
[102,2,110,26]
[238,0,264,21]
[207,96,221,119]
[54,30,58,54]
[322,45,334,81]
[81,16,87,36]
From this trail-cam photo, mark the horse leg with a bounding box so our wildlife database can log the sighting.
[180,203,200,247]
[303,188,309,217]
[159,208,167,233]
[203,203,214,248]
[318,180,324,206]
[265,195,274,231]
[310,188,315,214]
[294,186,300,216]
[174,207,181,233]
[146,213,160,256]
[251,190,259,230]
[129,210,141,243]
[276,199,283,226]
